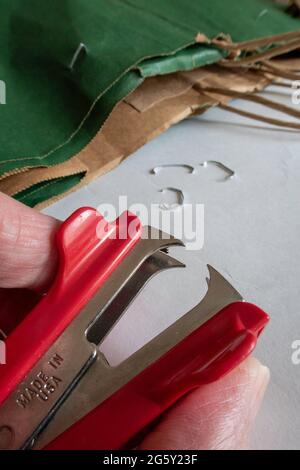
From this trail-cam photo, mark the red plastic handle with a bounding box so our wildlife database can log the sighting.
[46,301,269,450]
[0,208,142,405]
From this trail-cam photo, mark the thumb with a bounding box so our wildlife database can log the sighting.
[140,356,270,450]
[0,192,60,291]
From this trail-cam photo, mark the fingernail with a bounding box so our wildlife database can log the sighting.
[238,357,270,408]
[255,363,270,403]
[245,358,270,414]
[240,357,270,385]
[238,358,270,449]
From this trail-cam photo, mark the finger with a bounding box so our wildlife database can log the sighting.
[0,192,60,291]
[139,356,270,450]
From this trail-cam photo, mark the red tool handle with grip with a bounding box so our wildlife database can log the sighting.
[0,207,269,450]
[0,208,142,406]
[46,301,268,450]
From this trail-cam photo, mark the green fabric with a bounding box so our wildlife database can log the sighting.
[15,173,84,207]
[0,0,298,205]
[138,44,227,77]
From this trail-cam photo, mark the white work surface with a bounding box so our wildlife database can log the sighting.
[44,85,300,450]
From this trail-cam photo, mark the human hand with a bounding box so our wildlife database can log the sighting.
[0,192,270,449]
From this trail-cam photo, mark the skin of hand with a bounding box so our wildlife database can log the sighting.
[0,192,270,449]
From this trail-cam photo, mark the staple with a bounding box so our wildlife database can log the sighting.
[150,164,196,175]
[256,8,268,20]
[69,43,87,71]
[159,187,185,210]
[200,160,235,179]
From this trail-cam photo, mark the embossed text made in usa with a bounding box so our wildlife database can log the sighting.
[16,353,64,409]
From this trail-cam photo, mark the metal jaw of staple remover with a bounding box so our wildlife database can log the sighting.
[0,208,269,450]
